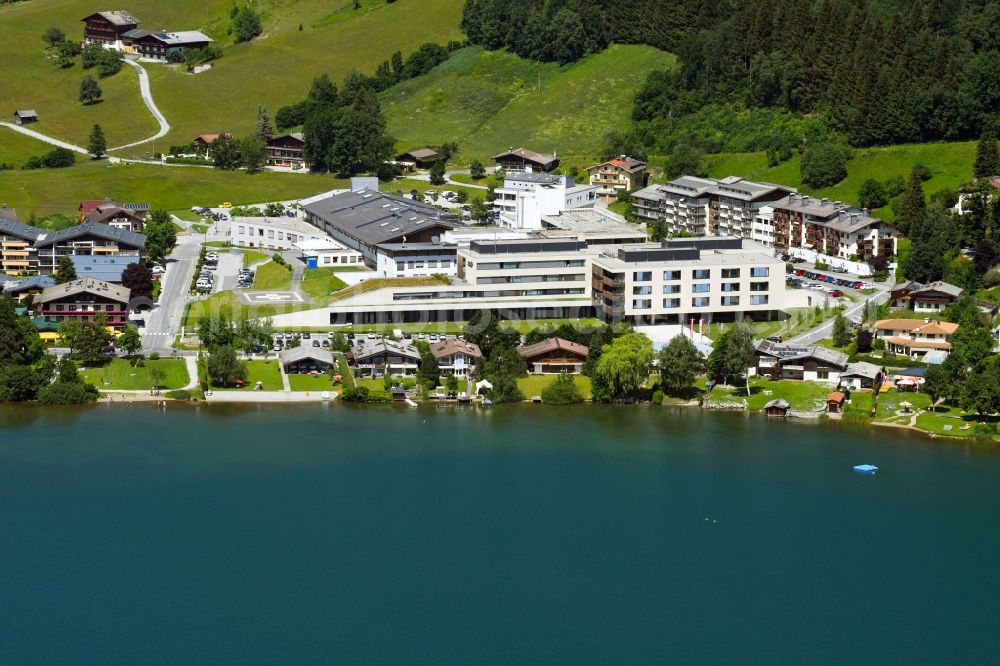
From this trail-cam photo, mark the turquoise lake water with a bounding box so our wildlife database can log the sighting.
[1,403,998,664]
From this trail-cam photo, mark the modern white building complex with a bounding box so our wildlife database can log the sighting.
[591,237,787,324]
[492,173,599,230]
[270,236,795,329]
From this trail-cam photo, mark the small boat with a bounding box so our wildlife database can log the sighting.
[853,464,879,474]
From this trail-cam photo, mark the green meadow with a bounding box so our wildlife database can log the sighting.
[382,44,676,166]
[703,141,977,220]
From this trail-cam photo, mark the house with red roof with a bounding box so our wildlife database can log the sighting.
[587,155,648,201]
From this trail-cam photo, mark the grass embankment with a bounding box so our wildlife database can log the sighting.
[703,141,976,222]
[242,250,270,268]
[288,374,344,391]
[0,160,346,217]
[81,358,189,390]
[328,276,449,302]
[300,267,348,302]
[382,44,676,166]
[252,260,292,291]
[707,377,834,412]
[517,374,592,400]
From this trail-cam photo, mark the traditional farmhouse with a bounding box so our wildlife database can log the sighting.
[890,280,963,313]
[13,110,38,125]
[193,133,229,157]
[873,318,958,358]
[430,339,482,377]
[266,133,307,169]
[35,278,131,329]
[350,338,422,377]
[587,156,648,201]
[517,337,589,374]
[280,347,335,375]
[396,148,444,169]
[80,199,149,232]
[493,147,560,173]
[81,11,140,49]
[751,340,850,384]
[122,29,212,61]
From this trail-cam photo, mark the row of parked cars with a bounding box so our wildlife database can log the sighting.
[237,268,255,289]
[791,268,872,290]
[196,251,220,292]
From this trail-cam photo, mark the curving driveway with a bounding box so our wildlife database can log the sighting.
[110,59,170,151]
[0,121,118,160]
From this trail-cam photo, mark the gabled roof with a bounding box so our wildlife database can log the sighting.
[279,346,334,366]
[302,188,453,247]
[194,133,230,144]
[885,336,952,350]
[37,277,130,305]
[14,109,37,118]
[754,340,849,368]
[83,10,140,26]
[3,275,54,293]
[517,337,589,360]
[874,319,959,335]
[0,216,42,241]
[589,155,647,172]
[911,281,963,298]
[827,391,846,402]
[34,221,146,249]
[398,148,443,161]
[351,338,422,362]
[69,255,136,283]
[268,132,305,146]
[493,147,558,167]
[430,339,482,360]
[79,198,114,215]
[84,204,144,225]
[842,361,882,380]
[764,398,790,410]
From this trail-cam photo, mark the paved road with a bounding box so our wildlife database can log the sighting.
[111,59,170,151]
[143,233,200,352]
[0,122,122,161]
[790,289,891,345]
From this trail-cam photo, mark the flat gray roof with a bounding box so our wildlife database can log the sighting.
[303,189,454,247]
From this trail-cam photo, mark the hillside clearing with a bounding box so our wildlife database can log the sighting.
[703,141,977,221]
[382,44,676,166]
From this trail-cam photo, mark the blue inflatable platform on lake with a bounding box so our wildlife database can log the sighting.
[853,464,879,474]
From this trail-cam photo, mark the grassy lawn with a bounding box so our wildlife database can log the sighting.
[146,0,464,147]
[517,374,592,400]
[191,223,210,234]
[1,0,463,149]
[168,208,201,222]
[241,249,270,268]
[704,141,976,222]
[212,359,282,391]
[0,160,346,217]
[0,127,57,167]
[251,261,292,290]
[448,173,501,188]
[81,358,189,390]
[710,377,834,412]
[300,267,349,304]
[355,376,417,395]
[382,44,676,166]
[914,412,981,438]
[184,291,311,326]
[288,373,343,392]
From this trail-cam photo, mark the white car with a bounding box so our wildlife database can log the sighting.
[151,265,165,275]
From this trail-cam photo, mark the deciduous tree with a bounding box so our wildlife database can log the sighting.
[593,331,653,401]
[658,334,704,397]
[79,75,102,105]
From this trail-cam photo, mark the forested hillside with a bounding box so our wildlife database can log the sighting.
[463,0,1000,162]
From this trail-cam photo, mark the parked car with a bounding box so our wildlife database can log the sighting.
[791,257,807,263]
[321,340,330,348]
[367,332,376,339]
[312,340,320,347]
[829,289,843,298]
[251,344,264,354]
[302,332,311,339]
[766,335,784,343]
[219,202,233,208]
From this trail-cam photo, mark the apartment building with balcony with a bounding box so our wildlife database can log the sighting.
[1,215,42,275]
[35,278,131,329]
[586,156,648,201]
[768,193,899,261]
[630,176,793,237]
[33,222,145,275]
[590,237,787,325]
